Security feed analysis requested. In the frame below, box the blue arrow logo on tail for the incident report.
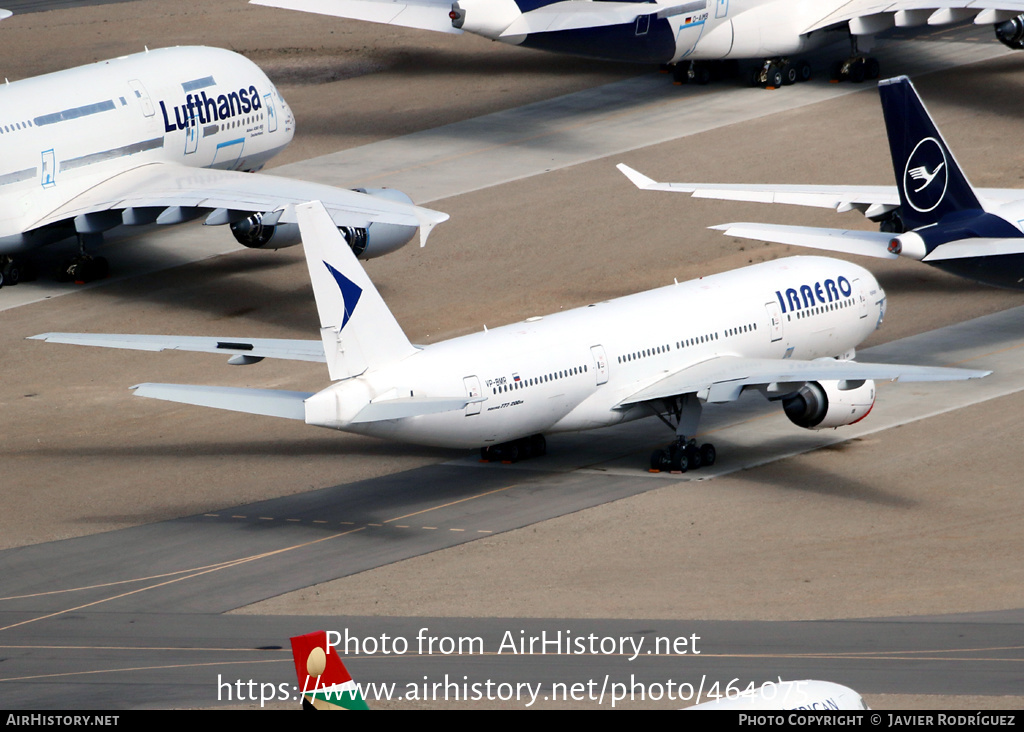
[324,261,363,331]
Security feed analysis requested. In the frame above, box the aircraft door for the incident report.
[183,108,198,155]
[853,279,868,319]
[715,0,728,18]
[764,301,783,342]
[463,376,482,416]
[40,150,56,188]
[127,80,155,118]
[590,345,609,385]
[263,93,278,134]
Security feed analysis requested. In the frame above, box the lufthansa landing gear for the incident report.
[480,434,547,463]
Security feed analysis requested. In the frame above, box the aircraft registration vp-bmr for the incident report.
[0,46,447,287]
[252,0,1024,87]
[33,202,986,471]
[620,75,1024,291]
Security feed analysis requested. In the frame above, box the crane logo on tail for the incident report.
[903,137,948,213]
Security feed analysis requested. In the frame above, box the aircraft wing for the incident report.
[618,164,900,214]
[29,333,326,363]
[0,10,11,21]
[617,355,987,408]
[250,0,462,33]
[26,161,448,246]
[799,1,1024,35]
[710,222,898,259]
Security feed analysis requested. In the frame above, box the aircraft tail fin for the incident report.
[290,631,369,710]
[297,200,417,381]
[878,76,982,230]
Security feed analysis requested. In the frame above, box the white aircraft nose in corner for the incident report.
[688,679,870,710]
[0,45,447,289]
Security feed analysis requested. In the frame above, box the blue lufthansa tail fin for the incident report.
[878,76,982,230]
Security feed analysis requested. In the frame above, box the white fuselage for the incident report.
[0,46,294,253]
[304,256,885,448]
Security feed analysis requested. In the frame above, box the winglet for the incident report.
[290,631,369,710]
[617,163,658,190]
[414,206,449,247]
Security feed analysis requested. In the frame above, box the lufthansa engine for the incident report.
[996,15,1024,49]
[781,379,876,430]
[230,188,419,259]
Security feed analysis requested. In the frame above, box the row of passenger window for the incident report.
[491,364,590,395]
[795,298,855,319]
[618,322,760,366]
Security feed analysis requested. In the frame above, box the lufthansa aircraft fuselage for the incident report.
[0,46,294,254]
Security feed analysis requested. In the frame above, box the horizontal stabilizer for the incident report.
[619,355,989,407]
[250,0,461,33]
[923,238,1024,261]
[351,395,486,423]
[30,333,325,362]
[132,383,312,420]
[711,223,898,260]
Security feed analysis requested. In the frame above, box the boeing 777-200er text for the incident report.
[252,0,1024,87]
[0,46,446,287]
[32,201,986,471]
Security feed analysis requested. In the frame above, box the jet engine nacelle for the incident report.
[230,189,419,259]
[995,15,1024,49]
[782,379,875,430]
[450,0,521,39]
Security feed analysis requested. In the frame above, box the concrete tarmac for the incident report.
[0,0,1023,709]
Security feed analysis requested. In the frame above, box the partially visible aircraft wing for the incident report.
[800,1,1024,35]
[618,355,988,407]
[618,164,900,215]
[29,333,325,363]
[617,164,1024,212]
[250,0,462,33]
[710,222,897,259]
[27,161,449,247]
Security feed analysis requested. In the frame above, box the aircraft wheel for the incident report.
[847,59,866,83]
[650,449,668,471]
[781,62,798,85]
[670,450,689,473]
[763,64,784,88]
[2,262,19,286]
[686,444,703,470]
[700,443,717,467]
[530,434,547,457]
[690,63,711,85]
[796,60,812,82]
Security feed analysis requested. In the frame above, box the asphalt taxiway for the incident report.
[1,0,1023,709]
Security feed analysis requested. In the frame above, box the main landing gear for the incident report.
[54,233,109,284]
[830,55,880,84]
[0,256,37,288]
[480,434,547,463]
[650,437,716,473]
[646,393,716,474]
[751,58,813,88]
